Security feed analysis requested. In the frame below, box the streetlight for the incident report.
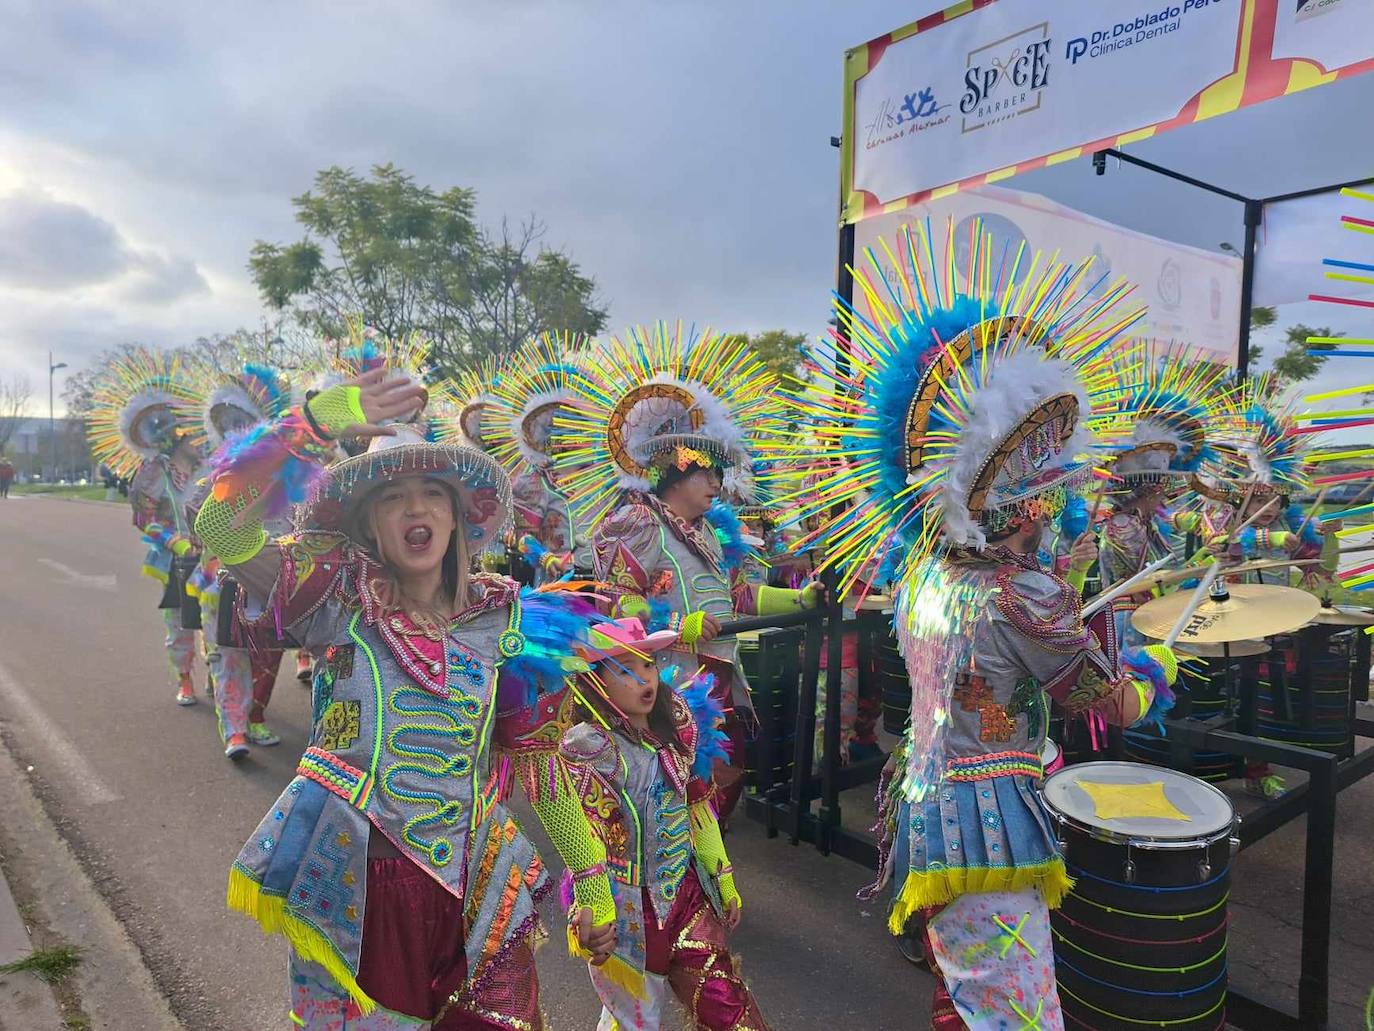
[49,351,67,482]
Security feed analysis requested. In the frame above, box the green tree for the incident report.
[249,164,607,375]
[737,329,807,381]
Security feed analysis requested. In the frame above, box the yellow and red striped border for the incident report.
[840,0,1374,225]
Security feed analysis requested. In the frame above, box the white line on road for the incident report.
[37,557,118,592]
[0,656,120,805]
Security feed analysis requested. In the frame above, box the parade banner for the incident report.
[842,0,1374,224]
[852,185,1244,363]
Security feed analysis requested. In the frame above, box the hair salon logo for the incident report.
[863,86,951,150]
[960,23,1052,134]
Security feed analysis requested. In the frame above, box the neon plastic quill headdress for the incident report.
[486,331,587,473]
[768,219,1144,598]
[551,322,784,524]
[86,347,197,477]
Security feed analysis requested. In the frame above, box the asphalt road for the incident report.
[0,496,931,1030]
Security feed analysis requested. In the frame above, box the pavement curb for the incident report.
[0,731,183,1030]
[0,846,65,1031]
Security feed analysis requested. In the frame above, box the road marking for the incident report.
[0,656,120,805]
[37,558,118,592]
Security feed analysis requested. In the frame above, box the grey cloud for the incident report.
[0,189,208,302]
[123,252,210,303]
[0,191,130,288]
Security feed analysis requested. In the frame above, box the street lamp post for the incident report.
[49,351,67,482]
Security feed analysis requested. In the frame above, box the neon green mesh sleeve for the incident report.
[196,494,270,564]
[305,386,365,438]
[691,800,739,908]
[525,756,616,925]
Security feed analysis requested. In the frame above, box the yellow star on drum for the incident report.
[1076,779,1190,822]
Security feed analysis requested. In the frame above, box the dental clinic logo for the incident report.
[1296,0,1346,20]
[864,86,951,150]
[1065,0,1222,66]
[959,23,1051,134]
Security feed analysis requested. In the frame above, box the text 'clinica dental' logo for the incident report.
[959,22,1051,134]
[1065,0,1224,66]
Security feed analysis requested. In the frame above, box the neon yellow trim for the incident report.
[227,866,375,1014]
[887,858,1073,935]
[141,564,170,583]
[565,924,647,1000]
[756,584,804,616]
[347,611,384,784]
[1057,981,1224,1026]
[289,1011,305,1027]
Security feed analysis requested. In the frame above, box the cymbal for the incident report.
[1175,639,1270,658]
[1144,557,1322,587]
[1132,584,1321,644]
[1309,604,1374,627]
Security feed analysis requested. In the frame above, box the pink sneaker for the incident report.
[224,734,250,760]
[175,679,198,706]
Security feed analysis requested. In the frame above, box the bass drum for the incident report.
[1043,761,1236,1031]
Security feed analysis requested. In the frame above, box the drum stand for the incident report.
[1153,707,1374,1030]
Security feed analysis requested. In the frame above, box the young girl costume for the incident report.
[772,224,1178,1031]
[554,324,820,821]
[195,379,616,1029]
[485,332,594,581]
[86,347,205,704]
[178,359,294,757]
[559,617,767,1030]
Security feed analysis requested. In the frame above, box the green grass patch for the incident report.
[10,484,115,502]
[0,944,82,983]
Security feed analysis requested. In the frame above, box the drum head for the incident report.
[1043,760,1233,844]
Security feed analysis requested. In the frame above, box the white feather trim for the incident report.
[118,386,178,459]
[619,374,747,485]
[933,351,1093,550]
[512,387,573,469]
[1237,439,1272,484]
[203,382,266,448]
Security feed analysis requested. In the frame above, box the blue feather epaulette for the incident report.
[499,586,599,707]
[705,500,750,574]
[680,672,729,782]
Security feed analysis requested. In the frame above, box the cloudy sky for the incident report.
[3,1,1373,412]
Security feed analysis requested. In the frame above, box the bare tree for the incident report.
[0,374,33,456]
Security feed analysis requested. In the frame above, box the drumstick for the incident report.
[1081,554,1176,619]
[1163,562,1222,649]
[1295,487,1329,540]
[1232,496,1280,536]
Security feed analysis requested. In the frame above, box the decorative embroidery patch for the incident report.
[318,700,362,751]
[324,643,354,681]
[953,672,1016,743]
[1004,678,1044,739]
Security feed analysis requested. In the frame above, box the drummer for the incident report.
[1095,379,1219,647]
[772,230,1181,1031]
[1194,382,1342,580]
[1193,385,1348,798]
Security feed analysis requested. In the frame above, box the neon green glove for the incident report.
[304,385,366,439]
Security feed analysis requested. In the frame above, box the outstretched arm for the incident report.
[193,371,424,604]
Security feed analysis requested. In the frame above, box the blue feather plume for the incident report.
[680,672,729,781]
[705,500,749,573]
[499,587,600,707]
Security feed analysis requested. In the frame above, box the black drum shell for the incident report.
[1050,788,1231,1030]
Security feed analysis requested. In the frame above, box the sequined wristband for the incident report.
[571,862,607,882]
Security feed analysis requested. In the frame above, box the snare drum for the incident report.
[1040,738,1063,778]
[1043,761,1236,1031]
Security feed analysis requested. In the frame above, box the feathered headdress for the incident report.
[430,356,504,452]
[552,322,783,524]
[485,331,587,473]
[86,347,197,478]
[1196,374,1313,504]
[1099,346,1225,485]
[178,358,292,453]
[768,221,1143,598]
